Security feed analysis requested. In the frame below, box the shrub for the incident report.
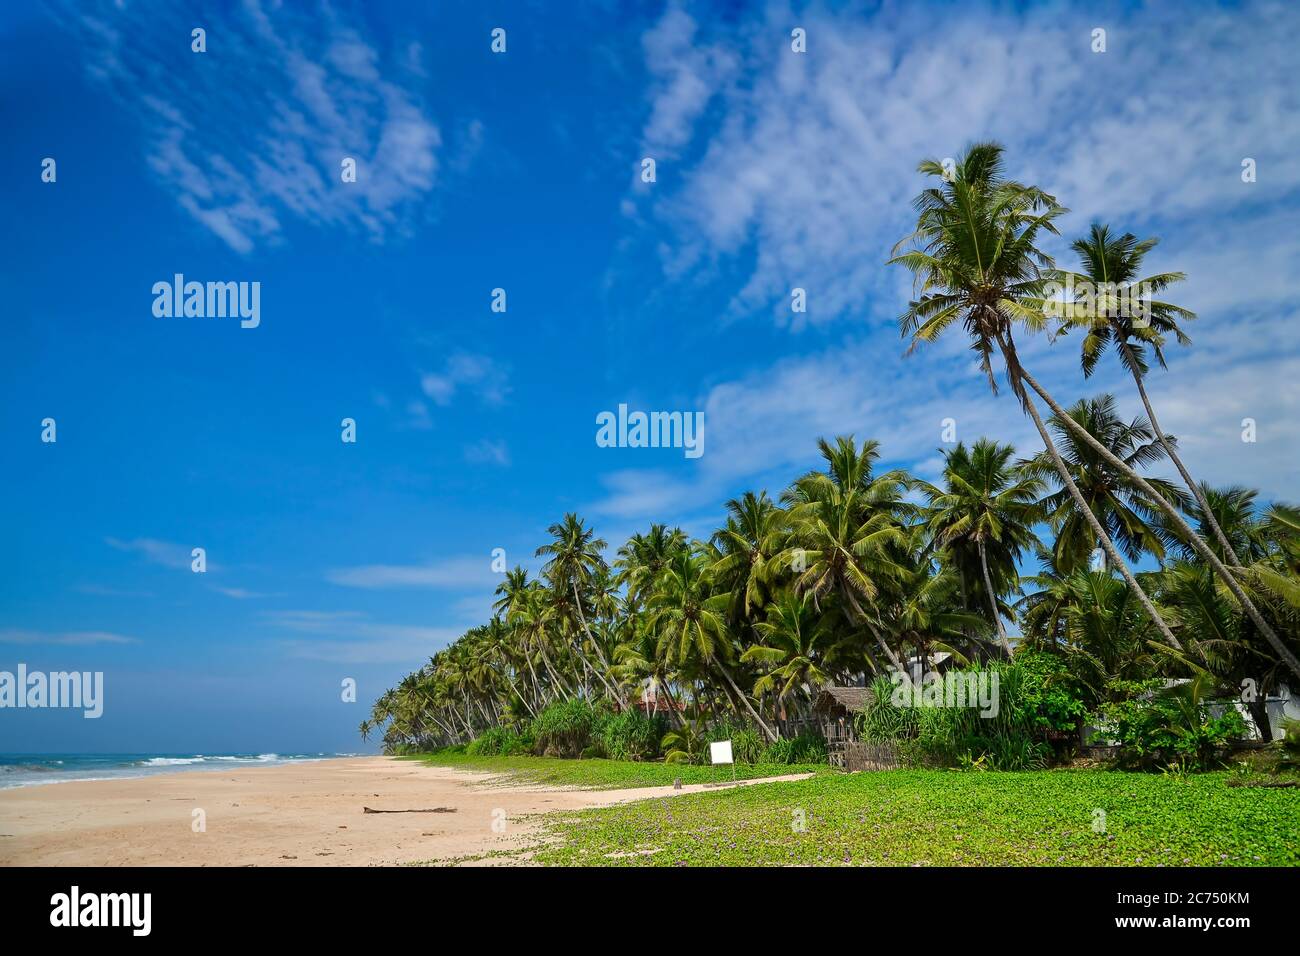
[856,664,1051,770]
[531,699,602,758]
[466,726,531,757]
[1094,679,1248,772]
[661,722,707,764]
[762,730,826,765]
[595,709,666,761]
[1014,648,1090,735]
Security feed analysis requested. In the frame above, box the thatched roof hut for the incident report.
[812,687,874,744]
[813,686,873,717]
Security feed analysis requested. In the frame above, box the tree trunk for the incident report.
[571,583,628,707]
[538,645,575,700]
[1014,356,1300,681]
[978,539,1015,656]
[1246,693,1274,744]
[1121,343,1243,567]
[717,662,778,741]
[995,334,1184,651]
[842,586,908,673]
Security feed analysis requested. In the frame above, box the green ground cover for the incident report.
[417,754,1300,867]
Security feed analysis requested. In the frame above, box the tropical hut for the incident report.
[812,687,873,767]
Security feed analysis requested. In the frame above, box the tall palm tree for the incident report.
[536,514,626,705]
[708,491,788,622]
[743,591,830,725]
[1025,395,1185,573]
[782,486,908,670]
[614,523,688,609]
[920,438,1043,655]
[1053,224,1243,568]
[647,548,776,740]
[889,141,1182,651]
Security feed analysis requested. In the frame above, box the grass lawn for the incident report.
[414,753,1300,866]
[410,749,824,789]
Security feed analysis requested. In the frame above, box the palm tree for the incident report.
[647,548,777,740]
[890,141,1182,652]
[1163,485,1272,566]
[614,523,688,609]
[1053,224,1243,568]
[782,486,908,670]
[743,591,831,726]
[536,514,627,705]
[883,555,986,670]
[1025,395,1185,573]
[1058,569,1164,698]
[708,491,787,622]
[920,438,1043,655]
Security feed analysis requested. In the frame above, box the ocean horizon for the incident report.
[0,752,362,790]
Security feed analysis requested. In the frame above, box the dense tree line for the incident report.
[363,144,1300,756]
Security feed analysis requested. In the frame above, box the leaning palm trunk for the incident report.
[1011,353,1300,681]
[523,653,549,707]
[995,334,1184,651]
[570,583,628,707]
[977,539,1015,656]
[504,670,538,719]
[716,662,777,741]
[538,644,576,700]
[1119,342,1244,567]
[842,586,908,673]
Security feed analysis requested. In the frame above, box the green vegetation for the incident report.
[363,142,1300,787]
[412,749,823,790]
[523,769,1300,867]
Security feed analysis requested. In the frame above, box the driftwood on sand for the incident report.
[362,806,457,813]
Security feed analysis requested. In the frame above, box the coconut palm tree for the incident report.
[889,141,1183,652]
[1025,395,1185,573]
[743,591,831,726]
[614,523,688,610]
[920,438,1043,655]
[708,490,788,622]
[536,514,626,705]
[782,486,909,670]
[647,548,777,740]
[1052,224,1244,568]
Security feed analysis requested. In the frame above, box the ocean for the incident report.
[0,752,355,789]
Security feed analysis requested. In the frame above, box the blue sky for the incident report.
[2,0,1297,754]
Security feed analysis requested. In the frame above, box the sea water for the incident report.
[0,752,352,789]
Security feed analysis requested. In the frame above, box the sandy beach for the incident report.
[0,757,808,866]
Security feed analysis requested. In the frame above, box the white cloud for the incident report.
[464,438,511,467]
[264,610,459,664]
[325,555,498,590]
[210,586,270,600]
[58,0,447,252]
[105,537,197,571]
[587,0,1300,526]
[420,352,511,406]
[0,629,139,646]
[628,1,1300,330]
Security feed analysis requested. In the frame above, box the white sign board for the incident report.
[710,740,734,765]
